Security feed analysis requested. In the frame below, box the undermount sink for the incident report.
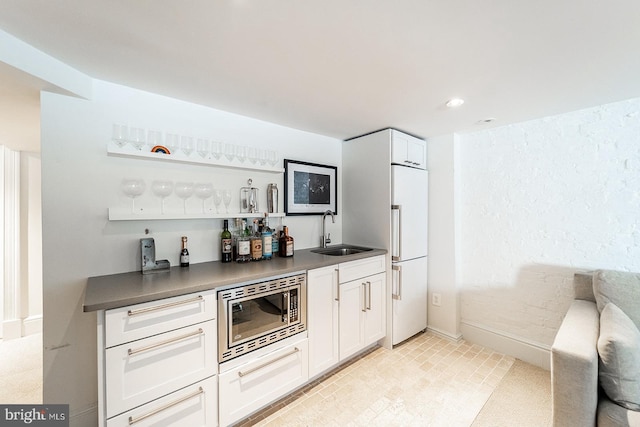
[311,245,374,256]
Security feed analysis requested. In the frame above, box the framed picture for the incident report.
[284,159,337,215]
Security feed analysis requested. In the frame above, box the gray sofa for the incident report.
[552,270,640,426]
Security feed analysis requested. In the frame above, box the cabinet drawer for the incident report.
[106,376,217,427]
[339,255,385,283]
[105,320,216,418]
[218,338,308,427]
[105,290,215,348]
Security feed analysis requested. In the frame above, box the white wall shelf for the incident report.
[108,209,285,221]
[107,144,284,174]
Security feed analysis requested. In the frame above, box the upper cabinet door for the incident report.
[391,130,426,170]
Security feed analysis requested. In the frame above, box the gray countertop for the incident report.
[83,246,387,312]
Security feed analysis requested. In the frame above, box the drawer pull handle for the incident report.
[128,328,204,356]
[238,347,300,378]
[128,386,204,425]
[127,295,204,317]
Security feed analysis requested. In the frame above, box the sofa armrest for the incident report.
[551,299,600,427]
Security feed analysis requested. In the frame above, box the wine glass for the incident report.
[258,149,268,165]
[129,127,146,150]
[235,145,247,163]
[151,180,173,214]
[224,143,235,161]
[247,147,258,164]
[213,189,223,214]
[196,138,210,158]
[211,141,223,159]
[148,130,163,149]
[267,150,278,166]
[194,183,214,213]
[181,136,194,156]
[222,189,232,213]
[112,124,128,148]
[121,179,146,214]
[174,182,194,214]
[165,133,180,155]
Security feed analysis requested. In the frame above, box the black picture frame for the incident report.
[284,159,337,215]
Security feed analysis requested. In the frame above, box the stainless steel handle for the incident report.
[128,328,204,356]
[127,295,204,317]
[392,265,402,300]
[366,281,372,310]
[238,347,300,377]
[334,269,340,301]
[391,204,401,261]
[128,386,204,425]
[361,283,367,312]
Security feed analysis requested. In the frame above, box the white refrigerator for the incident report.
[391,165,428,345]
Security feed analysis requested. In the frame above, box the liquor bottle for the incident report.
[236,219,251,263]
[272,225,280,256]
[262,215,273,260]
[279,226,294,257]
[232,218,242,261]
[250,219,263,261]
[180,236,190,267]
[221,219,232,263]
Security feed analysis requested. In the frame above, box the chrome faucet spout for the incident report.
[322,210,336,248]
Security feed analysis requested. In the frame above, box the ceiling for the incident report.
[1,1,640,151]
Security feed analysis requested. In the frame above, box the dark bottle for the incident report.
[180,236,190,267]
[279,226,294,257]
[221,220,232,263]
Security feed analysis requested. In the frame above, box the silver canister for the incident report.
[267,183,278,213]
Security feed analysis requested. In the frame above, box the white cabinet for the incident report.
[106,376,217,427]
[307,255,386,375]
[98,290,217,427]
[391,129,426,170]
[307,266,339,379]
[339,272,385,360]
[218,338,308,427]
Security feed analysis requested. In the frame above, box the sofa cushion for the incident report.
[597,302,640,411]
[594,270,640,330]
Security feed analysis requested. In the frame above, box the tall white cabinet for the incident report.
[343,128,428,348]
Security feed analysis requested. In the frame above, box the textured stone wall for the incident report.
[457,97,640,347]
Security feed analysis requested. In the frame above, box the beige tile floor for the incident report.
[236,332,515,426]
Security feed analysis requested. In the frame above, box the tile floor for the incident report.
[236,332,515,426]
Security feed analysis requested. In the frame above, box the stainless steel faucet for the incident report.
[322,209,335,248]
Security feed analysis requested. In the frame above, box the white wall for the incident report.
[452,97,640,368]
[40,81,342,425]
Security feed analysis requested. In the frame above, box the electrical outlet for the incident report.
[432,293,442,307]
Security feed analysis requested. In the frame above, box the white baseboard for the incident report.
[23,315,43,336]
[460,320,551,370]
[2,319,22,340]
[427,325,463,343]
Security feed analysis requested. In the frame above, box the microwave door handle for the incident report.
[391,204,401,261]
[282,292,289,324]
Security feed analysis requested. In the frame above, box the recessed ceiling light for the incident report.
[446,98,465,108]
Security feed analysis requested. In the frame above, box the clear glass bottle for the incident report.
[221,219,232,263]
[279,225,294,257]
[236,219,251,263]
[180,236,190,267]
[272,225,280,256]
[250,219,263,261]
[262,215,273,260]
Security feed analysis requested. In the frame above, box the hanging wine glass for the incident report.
[213,189,223,214]
[222,189,232,213]
[121,179,146,214]
[194,183,214,213]
[174,182,194,214]
[112,124,128,148]
[151,180,173,214]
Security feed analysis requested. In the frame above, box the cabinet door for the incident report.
[105,320,216,418]
[338,279,365,361]
[391,130,426,169]
[106,376,217,427]
[363,272,386,346]
[218,338,308,427]
[307,266,339,378]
